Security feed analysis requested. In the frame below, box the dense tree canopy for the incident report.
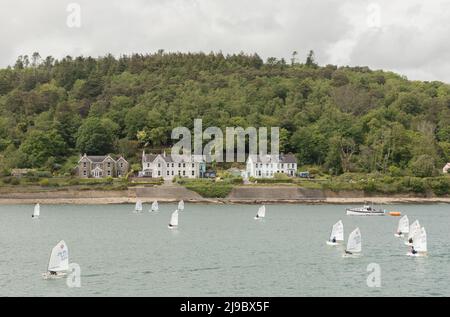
[0,51,449,176]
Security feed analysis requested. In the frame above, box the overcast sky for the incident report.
[1,0,449,82]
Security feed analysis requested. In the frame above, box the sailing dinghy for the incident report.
[32,203,40,219]
[150,200,159,213]
[254,205,266,220]
[395,215,409,237]
[178,200,184,211]
[168,210,179,229]
[405,220,421,246]
[343,228,362,257]
[42,240,69,279]
[134,200,143,213]
[326,220,344,245]
[407,227,427,257]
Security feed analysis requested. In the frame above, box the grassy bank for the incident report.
[1,173,449,198]
[251,174,450,197]
[0,174,163,192]
[175,178,239,198]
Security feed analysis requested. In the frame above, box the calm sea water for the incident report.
[0,203,449,296]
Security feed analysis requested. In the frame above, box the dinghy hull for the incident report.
[42,272,67,280]
[406,252,427,257]
[326,241,339,246]
[342,252,362,258]
[346,209,385,216]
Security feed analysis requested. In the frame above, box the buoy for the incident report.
[389,211,401,216]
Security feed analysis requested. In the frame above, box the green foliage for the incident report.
[39,178,50,186]
[409,155,436,177]
[0,51,449,180]
[429,178,450,196]
[19,130,67,167]
[182,180,233,198]
[76,117,118,154]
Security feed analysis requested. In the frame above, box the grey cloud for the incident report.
[0,0,449,82]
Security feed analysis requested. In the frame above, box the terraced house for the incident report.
[140,151,206,180]
[77,154,129,178]
[246,153,297,178]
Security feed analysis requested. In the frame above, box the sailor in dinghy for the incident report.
[32,203,40,219]
[343,228,362,257]
[405,220,421,246]
[168,210,179,229]
[407,227,427,257]
[254,205,266,220]
[395,215,409,237]
[326,220,344,246]
[150,200,159,213]
[42,240,69,279]
[134,200,143,213]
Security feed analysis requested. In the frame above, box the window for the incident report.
[281,164,284,168]
[120,163,123,168]
[192,163,195,168]
[178,163,181,168]
[83,162,87,167]
[192,171,195,176]
[158,163,161,168]
[172,171,174,175]
[167,163,169,168]
[107,162,111,167]
[172,163,174,167]
[83,170,87,176]
[158,171,161,176]
[183,163,186,168]
[107,170,111,176]
[178,171,181,175]
[147,163,150,168]
[167,171,169,176]
[183,171,186,176]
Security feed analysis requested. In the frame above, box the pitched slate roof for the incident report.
[247,153,297,164]
[79,154,128,163]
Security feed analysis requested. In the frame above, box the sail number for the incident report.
[58,250,68,261]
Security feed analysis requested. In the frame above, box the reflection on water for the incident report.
[0,203,449,296]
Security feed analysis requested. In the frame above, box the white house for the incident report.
[246,154,297,178]
[140,151,206,180]
[443,163,450,174]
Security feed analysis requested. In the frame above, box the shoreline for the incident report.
[0,196,449,205]
[0,186,449,205]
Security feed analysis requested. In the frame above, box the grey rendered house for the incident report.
[77,154,129,178]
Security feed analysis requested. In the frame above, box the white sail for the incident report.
[346,228,362,253]
[47,240,69,272]
[135,200,143,212]
[33,203,40,217]
[169,210,179,227]
[413,227,427,252]
[330,220,344,241]
[151,200,159,212]
[397,215,409,234]
[255,205,266,218]
[408,220,421,241]
[178,200,184,211]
